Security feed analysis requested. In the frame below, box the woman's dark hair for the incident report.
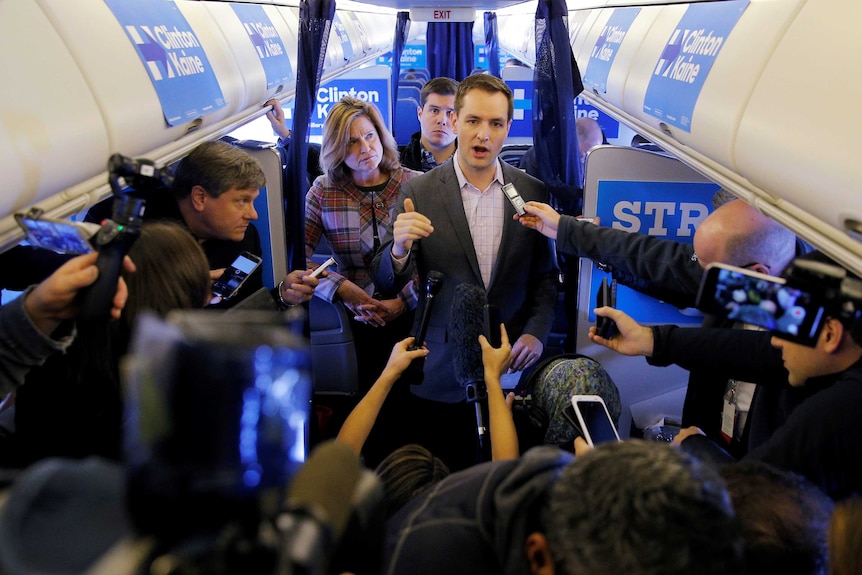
[120,221,211,330]
[374,444,449,518]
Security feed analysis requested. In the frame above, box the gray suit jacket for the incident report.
[373,159,559,402]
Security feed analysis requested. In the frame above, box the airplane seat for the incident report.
[401,68,429,83]
[308,235,357,395]
[397,78,424,93]
[395,98,421,146]
[499,144,533,169]
[396,85,421,104]
[309,296,359,395]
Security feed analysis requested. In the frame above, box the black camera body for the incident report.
[783,257,862,344]
[79,154,171,319]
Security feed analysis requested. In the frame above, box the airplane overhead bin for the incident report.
[498,0,862,277]
[0,0,110,224]
[0,0,396,252]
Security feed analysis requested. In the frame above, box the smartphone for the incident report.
[696,263,827,346]
[571,395,620,447]
[484,304,502,347]
[212,251,263,300]
[502,183,527,216]
[309,256,336,279]
[15,215,94,254]
[595,277,617,339]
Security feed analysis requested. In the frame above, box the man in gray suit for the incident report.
[373,74,558,468]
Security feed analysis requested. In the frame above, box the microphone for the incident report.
[450,283,490,457]
[405,271,444,385]
[280,440,363,573]
[411,270,444,350]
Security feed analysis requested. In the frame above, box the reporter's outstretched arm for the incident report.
[0,252,134,395]
[587,306,655,357]
[480,325,519,460]
[336,337,428,455]
[516,201,562,240]
[24,252,134,335]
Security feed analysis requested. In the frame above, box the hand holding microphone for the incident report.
[403,271,444,385]
[409,270,444,351]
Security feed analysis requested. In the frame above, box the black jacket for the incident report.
[649,325,862,499]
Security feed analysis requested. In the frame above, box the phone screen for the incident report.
[573,398,619,446]
[212,253,261,299]
[19,218,93,254]
[698,264,827,346]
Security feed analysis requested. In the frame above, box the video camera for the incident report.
[696,255,862,347]
[123,311,385,575]
[79,154,172,319]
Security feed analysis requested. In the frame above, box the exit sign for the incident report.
[409,7,476,21]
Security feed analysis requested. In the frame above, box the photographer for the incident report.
[7,223,210,467]
[86,141,266,308]
[0,251,132,395]
[588,254,862,499]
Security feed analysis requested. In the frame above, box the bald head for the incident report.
[693,199,796,274]
[576,117,603,163]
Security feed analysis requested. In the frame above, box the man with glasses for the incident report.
[517,195,803,456]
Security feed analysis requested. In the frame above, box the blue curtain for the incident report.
[286,0,335,271]
[483,12,500,78]
[390,12,411,121]
[531,0,584,215]
[427,22,474,81]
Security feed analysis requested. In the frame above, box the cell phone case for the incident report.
[484,304,502,347]
[595,278,618,339]
[562,404,584,438]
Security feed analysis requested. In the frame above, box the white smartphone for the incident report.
[309,256,336,279]
[502,183,527,216]
[212,251,262,300]
[571,395,620,447]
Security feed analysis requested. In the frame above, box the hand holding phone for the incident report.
[570,395,620,447]
[483,304,503,347]
[309,256,336,279]
[211,251,262,301]
[595,278,618,339]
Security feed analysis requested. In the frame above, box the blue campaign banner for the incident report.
[332,15,354,62]
[589,180,719,324]
[105,0,226,126]
[231,4,293,90]
[583,7,640,94]
[643,0,749,132]
[401,45,427,70]
[310,72,391,141]
[575,96,619,140]
[377,44,427,71]
[506,80,533,138]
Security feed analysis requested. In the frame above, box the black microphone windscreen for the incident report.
[450,283,487,386]
[286,440,362,541]
[426,270,444,295]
